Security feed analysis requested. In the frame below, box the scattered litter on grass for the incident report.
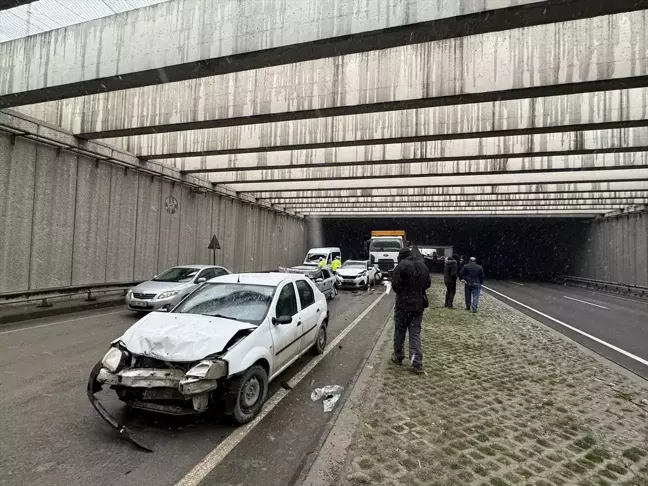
[311,385,344,412]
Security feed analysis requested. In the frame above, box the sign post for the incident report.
[208,235,221,265]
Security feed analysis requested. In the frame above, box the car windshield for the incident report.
[305,253,326,262]
[342,262,366,269]
[369,239,403,252]
[173,283,275,325]
[153,267,200,282]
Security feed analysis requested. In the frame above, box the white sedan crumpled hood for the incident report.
[120,313,256,362]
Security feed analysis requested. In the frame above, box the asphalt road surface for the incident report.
[0,287,394,486]
[483,280,648,379]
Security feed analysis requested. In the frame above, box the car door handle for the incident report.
[316,308,320,313]
[297,321,302,326]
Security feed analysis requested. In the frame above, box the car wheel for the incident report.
[363,279,369,290]
[310,324,327,355]
[228,365,268,424]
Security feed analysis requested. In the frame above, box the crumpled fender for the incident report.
[87,361,153,452]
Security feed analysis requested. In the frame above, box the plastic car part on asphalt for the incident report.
[87,362,153,452]
[310,385,344,412]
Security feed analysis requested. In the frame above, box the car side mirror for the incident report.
[196,277,207,283]
[272,315,293,325]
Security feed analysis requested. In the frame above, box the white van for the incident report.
[303,247,341,268]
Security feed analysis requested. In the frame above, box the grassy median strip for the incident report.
[342,279,648,486]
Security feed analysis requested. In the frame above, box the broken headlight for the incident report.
[101,346,127,373]
[185,359,228,379]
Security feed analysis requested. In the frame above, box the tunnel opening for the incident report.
[317,217,591,280]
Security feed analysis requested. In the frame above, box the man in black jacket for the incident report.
[391,248,431,374]
[443,254,459,308]
[459,257,485,313]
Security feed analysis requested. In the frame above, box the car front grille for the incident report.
[133,292,157,299]
[377,260,395,272]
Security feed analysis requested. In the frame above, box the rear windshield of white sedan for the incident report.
[173,283,275,325]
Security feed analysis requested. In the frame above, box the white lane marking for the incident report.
[0,310,125,335]
[483,286,648,367]
[562,295,609,309]
[507,281,525,287]
[176,292,388,486]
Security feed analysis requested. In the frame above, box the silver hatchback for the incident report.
[125,265,231,313]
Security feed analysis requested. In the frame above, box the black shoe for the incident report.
[391,354,403,365]
[472,310,477,313]
[465,307,471,311]
[409,366,426,375]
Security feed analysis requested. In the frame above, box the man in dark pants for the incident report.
[391,248,431,374]
[443,254,458,308]
[459,257,485,313]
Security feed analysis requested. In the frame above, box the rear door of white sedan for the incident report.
[295,279,323,353]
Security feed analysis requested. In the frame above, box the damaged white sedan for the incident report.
[88,273,329,449]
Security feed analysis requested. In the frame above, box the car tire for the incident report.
[227,365,268,425]
[363,279,369,290]
[310,324,327,355]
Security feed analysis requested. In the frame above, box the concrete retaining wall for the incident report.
[575,211,648,287]
[0,131,307,293]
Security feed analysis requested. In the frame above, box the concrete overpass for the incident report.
[1,0,648,293]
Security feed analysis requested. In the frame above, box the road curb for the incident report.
[295,302,395,486]
[0,298,124,326]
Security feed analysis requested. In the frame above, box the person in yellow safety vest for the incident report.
[318,257,326,269]
[331,256,341,273]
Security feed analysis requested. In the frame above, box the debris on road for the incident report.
[383,281,392,295]
[323,394,341,412]
[311,385,344,412]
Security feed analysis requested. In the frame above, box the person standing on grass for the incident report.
[391,247,431,374]
[459,257,485,313]
[443,254,459,308]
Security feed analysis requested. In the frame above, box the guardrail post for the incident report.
[38,298,52,308]
[86,291,97,302]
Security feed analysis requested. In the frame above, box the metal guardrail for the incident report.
[0,281,143,308]
[557,276,648,299]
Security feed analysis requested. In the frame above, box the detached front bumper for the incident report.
[87,363,221,450]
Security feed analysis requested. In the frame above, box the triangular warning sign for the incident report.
[208,235,221,250]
